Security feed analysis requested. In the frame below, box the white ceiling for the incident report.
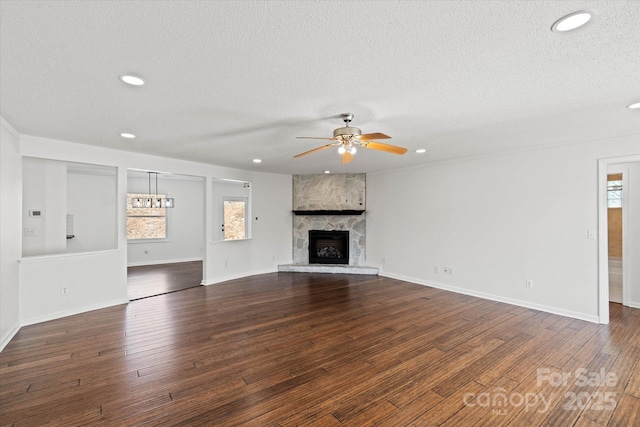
[1,1,639,175]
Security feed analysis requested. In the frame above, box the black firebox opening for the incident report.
[308,230,349,265]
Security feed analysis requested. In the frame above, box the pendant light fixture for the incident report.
[131,172,175,209]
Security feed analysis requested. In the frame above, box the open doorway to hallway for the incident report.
[599,157,640,324]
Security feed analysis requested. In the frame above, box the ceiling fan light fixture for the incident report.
[119,74,146,86]
[338,146,346,154]
[551,10,593,32]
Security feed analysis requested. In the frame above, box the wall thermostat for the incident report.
[29,210,44,217]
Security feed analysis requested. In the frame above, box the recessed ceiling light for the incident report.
[119,74,145,86]
[120,133,136,139]
[416,148,426,154]
[551,11,593,33]
[626,102,640,109]
[253,159,262,163]
[324,170,331,174]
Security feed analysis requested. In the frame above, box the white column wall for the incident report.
[0,118,22,350]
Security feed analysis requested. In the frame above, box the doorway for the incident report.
[598,156,640,324]
[126,170,206,300]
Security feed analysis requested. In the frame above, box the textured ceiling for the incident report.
[1,0,639,175]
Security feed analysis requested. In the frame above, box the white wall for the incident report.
[627,162,640,307]
[67,168,118,253]
[13,131,292,327]
[0,118,22,350]
[127,174,205,266]
[367,134,640,323]
[623,162,640,308]
[250,172,293,272]
[21,158,67,256]
[207,173,292,283]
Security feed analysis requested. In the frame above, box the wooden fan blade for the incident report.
[362,141,408,155]
[294,143,336,158]
[342,151,354,164]
[360,132,391,140]
[296,136,335,140]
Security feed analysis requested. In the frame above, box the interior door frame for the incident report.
[598,154,640,324]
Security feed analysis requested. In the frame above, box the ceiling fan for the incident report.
[294,113,408,164]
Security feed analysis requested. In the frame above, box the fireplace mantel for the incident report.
[293,210,364,216]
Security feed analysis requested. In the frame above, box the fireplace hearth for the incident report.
[309,230,349,265]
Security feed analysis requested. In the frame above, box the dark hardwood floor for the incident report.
[1,273,639,426]
[127,260,203,300]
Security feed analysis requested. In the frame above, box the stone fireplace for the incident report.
[291,173,366,266]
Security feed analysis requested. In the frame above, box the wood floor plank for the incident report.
[579,344,640,425]
[439,376,520,427]
[606,393,640,427]
[539,352,615,426]
[1,272,639,426]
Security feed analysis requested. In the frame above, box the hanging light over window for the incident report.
[131,172,175,208]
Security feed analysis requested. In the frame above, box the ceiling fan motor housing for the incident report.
[333,126,361,139]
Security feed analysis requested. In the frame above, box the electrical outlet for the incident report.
[381,257,386,264]
[24,227,37,237]
[448,268,454,276]
[525,280,533,289]
[224,260,228,267]
[61,287,68,295]
[434,266,440,274]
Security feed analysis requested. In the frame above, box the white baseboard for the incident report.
[127,257,203,267]
[628,301,640,310]
[380,271,600,324]
[0,322,21,353]
[20,298,129,327]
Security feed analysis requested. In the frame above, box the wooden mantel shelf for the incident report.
[292,210,365,216]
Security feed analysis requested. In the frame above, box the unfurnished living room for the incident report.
[1,1,639,426]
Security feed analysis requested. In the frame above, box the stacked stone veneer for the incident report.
[293,174,366,266]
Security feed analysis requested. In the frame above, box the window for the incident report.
[222,197,247,240]
[607,180,622,208]
[127,193,168,240]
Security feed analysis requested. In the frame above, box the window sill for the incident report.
[127,238,170,244]
[212,238,253,243]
